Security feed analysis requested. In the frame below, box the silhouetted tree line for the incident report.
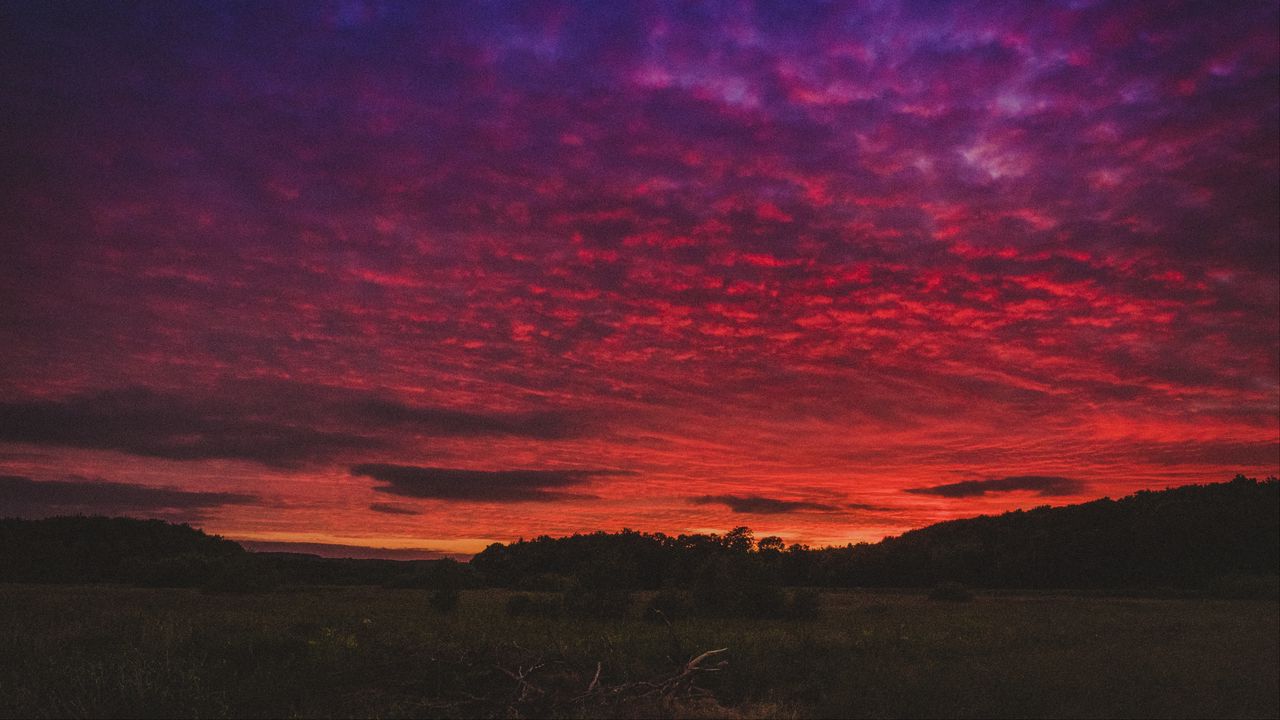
[2,477,1276,596]
[0,516,243,585]
[834,474,1279,589]
[471,475,1279,592]
[0,516,467,591]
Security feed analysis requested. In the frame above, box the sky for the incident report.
[1,0,1277,558]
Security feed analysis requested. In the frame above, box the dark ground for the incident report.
[0,585,1275,718]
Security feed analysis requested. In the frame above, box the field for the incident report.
[0,585,1276,719]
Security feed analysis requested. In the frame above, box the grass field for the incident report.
[0,585,1275,718]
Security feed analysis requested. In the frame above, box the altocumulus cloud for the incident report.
[352,463,629,502]
[0,475,257,519]
[904,475,1086,498]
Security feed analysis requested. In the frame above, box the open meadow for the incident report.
[0,585,1275,719]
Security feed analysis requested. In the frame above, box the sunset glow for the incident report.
[1,1,1277,556]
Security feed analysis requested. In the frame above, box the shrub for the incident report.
[644,588,693,622]
[691,579,787,618]
[689,558,791,618]
[428,587,459,612]
[787,588,822,619]
[690,576,733,616]
[927,581,973,602]
[505,593,560,618]
[734,582,789,618]
[563,583,632,619]
[689,558,743,616]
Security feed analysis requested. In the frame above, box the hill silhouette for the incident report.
[814,474,1279,589]
[472,475,1279,592]
[2,476,1276,592]
[0,515,243,585]
[0,516,467,589]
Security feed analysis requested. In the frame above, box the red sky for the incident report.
[1,1,1277,557]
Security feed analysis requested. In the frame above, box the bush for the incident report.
[689,558,742,616]
[644,588,693,622]
[787,588,822,619]
[691,579,788,618]
[563,582,632,619]
[428,587,459,612]
[690,575,733,616]
[505,593,560,618]
[689,558,792,618]
[734,582,789,618]
[927,581,973,602]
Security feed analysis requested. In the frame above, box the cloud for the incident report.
[352,463,625,502]
[0,385,587,468]
[0,389,380,468]
[0,451,51,462]
[689,494,842,514]
[368,502,421,515]
[351,400,583,440]
[0,474,257,520]
[846,503,898,512]
[904,476,1087,498]
[0,0,1274,543]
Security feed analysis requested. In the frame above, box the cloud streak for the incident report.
[0,475,257,520]
[0,389,378,468]
[368,502,421,516]
[352,463,628,502]
[689,494,843,514]
[905,476,1087,498]
[0,385,587,468]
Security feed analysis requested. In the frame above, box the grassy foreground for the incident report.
[0,585,1275,718]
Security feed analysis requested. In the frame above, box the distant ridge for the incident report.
[236,540,463,561]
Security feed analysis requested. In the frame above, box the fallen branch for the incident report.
[586,661,602,693]
[497,661,546,701]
